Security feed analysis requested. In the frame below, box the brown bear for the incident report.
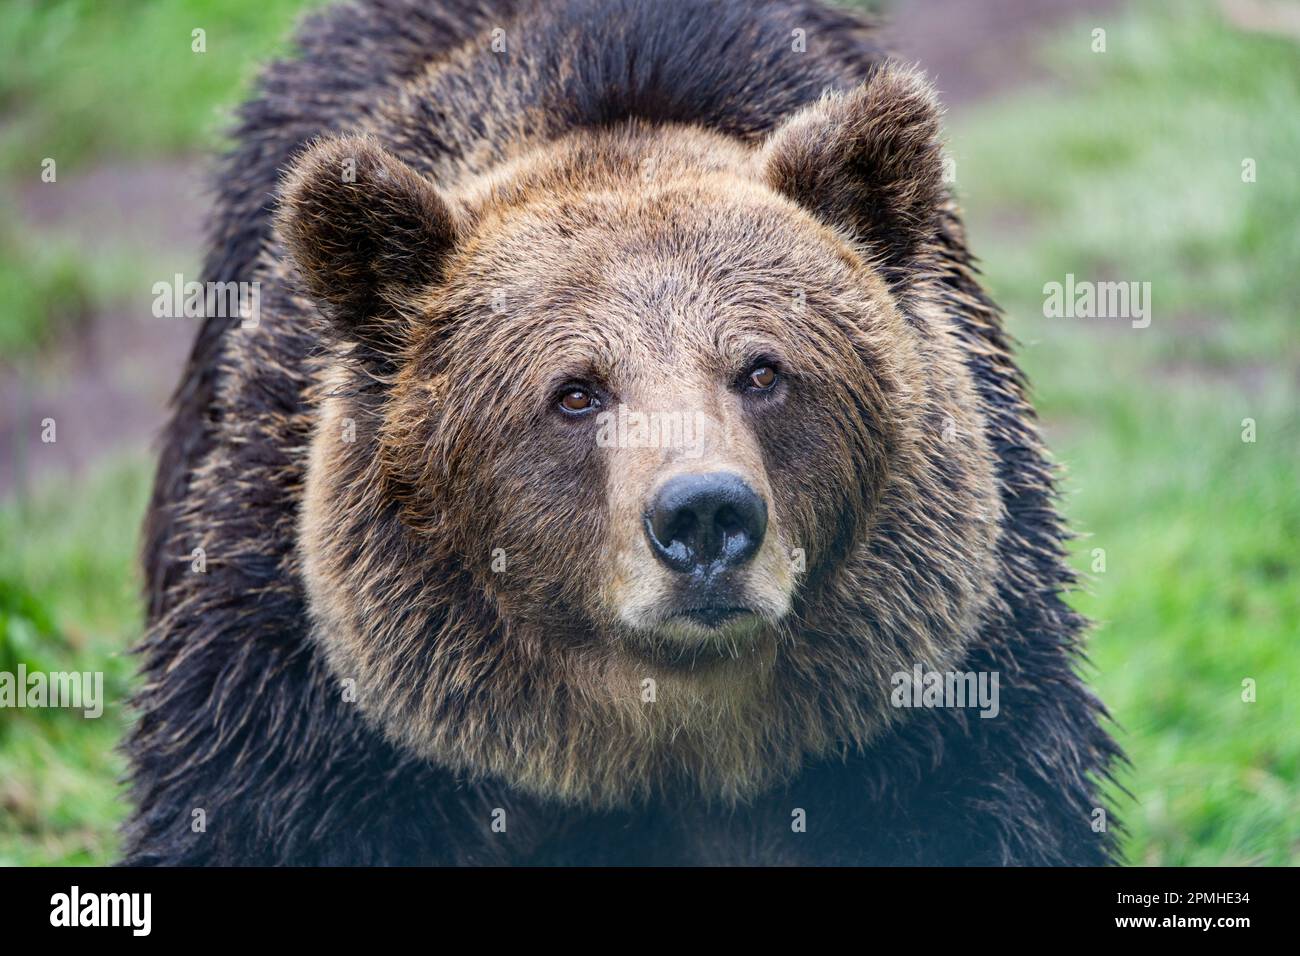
[126,0,1122,865]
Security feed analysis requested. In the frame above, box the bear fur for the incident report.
[125,0,1123,865]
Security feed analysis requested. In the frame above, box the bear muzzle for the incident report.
[638,471,778,635]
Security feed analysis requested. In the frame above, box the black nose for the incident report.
[645,472,767,575]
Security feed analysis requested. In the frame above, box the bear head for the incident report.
[278,63,1003,807]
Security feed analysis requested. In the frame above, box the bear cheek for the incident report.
[749,400,858,576]
[475,438,613,625]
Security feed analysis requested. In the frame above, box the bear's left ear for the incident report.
[276,134,463,356]
[759,63,945,283]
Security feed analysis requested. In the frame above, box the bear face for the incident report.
[399,147,897,655]
[281,65,1003,807]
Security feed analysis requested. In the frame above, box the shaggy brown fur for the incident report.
[126,0,1121,865]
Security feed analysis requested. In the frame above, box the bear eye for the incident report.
[745,364,778,391]
[558,387,600,415]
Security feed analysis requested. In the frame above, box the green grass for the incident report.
[0,0,327,356]
[0,225,148,356]
[0,459,151,865]
[949,1,1300,864]
[1,0,1296,866]
[0,0,329,858]
[0,0,326,175]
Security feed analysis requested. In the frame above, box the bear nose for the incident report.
[645,472,767,575]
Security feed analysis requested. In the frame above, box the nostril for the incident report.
[665,510,697,546]
[645,472,768,574]
[715,505,742,536]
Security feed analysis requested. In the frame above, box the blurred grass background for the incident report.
[1,0,1296,865]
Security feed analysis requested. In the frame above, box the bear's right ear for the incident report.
[276,134,462,353]
[758,63,945,286]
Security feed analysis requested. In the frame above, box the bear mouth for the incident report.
[620,603,767,672]
[675,605,755,629]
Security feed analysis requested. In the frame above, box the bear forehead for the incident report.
[463,175,861,275]
[433,226,873,390]
[439,184,875,339]
[398,129,898,390]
